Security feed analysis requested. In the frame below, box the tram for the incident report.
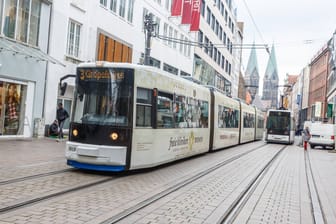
[265,109,295,144]
[65,62,264,171]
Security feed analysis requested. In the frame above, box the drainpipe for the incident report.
[42,2,53,119]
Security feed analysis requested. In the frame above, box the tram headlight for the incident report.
[72,129,79,137]
[110,132,118,141]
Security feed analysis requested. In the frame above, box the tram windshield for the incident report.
[73,67,134,126]
[266,111,291,134]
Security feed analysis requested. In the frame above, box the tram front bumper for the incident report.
[65,141,127,166]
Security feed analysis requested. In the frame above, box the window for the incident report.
[163,63,178,75]
[165,0,171,11]
[244,112,255,128]
[217,52,221,65]
[119,0,125,17]
[157,93,209,129]
[213,47,217,62]
[183,37,188,55]
[173,30,177,49]
[211,14,215,30]
[198,30,203,48]
[206,7,211,24]
[3,0,41,46]
[17,0,30,43]
[136,88,152,127]
[179,34,184,53]
[163,23,168,45]
[218,105,239,128]
[97,33,132,63]
[157,92,174,128]
[127,0,134,22]
[201,0,205,17]
[110,0,117,12]
[168,26,173,47]
[149,57,161,68]
[66,20,81,58]
[219,26,222,40]
[154,16,160,35]
[100,0,107,7]
[221,55,225,69]
[204,36,209,54]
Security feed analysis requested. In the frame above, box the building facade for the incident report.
[194,0,238,97]
[44,0,196,130]
[0,0,62,138]
[308,44,329,122]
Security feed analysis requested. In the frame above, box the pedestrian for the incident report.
[302,126,311,150]
[56,103,69,139]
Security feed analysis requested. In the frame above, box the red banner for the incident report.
[181,0,192,24]
[171,0,183,16]
[190,0,201,31]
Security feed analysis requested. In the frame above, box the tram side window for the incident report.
[157,92,174,128]
[243,112,255,128]
[174,95,209,128]
[258,118,264,128]
[136,88,152,127]
[218,105,239,128]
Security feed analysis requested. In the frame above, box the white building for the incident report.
[194,0,238,97]
[45,0,196,131]
[0,0,63,138]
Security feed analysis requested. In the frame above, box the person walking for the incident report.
[56,103,69,139]
[302,126,311,150]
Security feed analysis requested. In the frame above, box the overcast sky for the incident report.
[235,0,336,88]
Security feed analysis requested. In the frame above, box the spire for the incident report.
[264,44,278,80]
[244,42,260,101]
[246,42,259,77]
[262,44,279,109]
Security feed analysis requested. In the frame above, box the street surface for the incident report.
[0,137,335,224]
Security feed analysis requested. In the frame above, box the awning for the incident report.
[0,36,65,66]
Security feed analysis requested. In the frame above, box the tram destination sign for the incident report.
[77,68,125,82]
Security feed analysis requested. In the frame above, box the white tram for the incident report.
[265,109,295,144]
[65,62,264,171]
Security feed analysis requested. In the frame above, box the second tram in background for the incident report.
[265,109,295,144]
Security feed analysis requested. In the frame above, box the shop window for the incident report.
[0,82,27,135]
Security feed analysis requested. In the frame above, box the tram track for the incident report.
[0,143,268,218]
[99,143,269,224]
[0,175,118,214]
[0,168,75,185]
[218,145,287,224]
[305,150,327,224]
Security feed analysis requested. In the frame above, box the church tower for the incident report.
[262,44,279,109]
[244,43,259,101]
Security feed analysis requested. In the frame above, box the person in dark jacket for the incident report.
[56,103,69,139]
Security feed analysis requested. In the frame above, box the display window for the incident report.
[0,81,27,135]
